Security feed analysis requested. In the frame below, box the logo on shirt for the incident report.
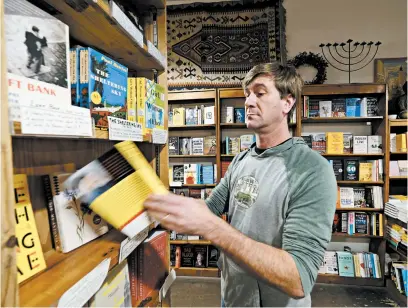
[233,175,259,209]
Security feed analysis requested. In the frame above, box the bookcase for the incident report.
[1,0,170,307]
[168,84,391,287]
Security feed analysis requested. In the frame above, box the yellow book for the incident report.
[14,174,46,283]
[127,77,137,122]
[63,141,168,238]
[379,214,383,237]
[172,107,185,126]
[136,78,155,136]
[396,133,407,152]
[326,132,344,154]
[359,162,373,181]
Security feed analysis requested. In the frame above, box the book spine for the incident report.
[137,245,144,299]
[136,78,146,135]
[127,78,137,122]
[79,48,90,109]
[128,252,138,306]
[41,175,61,251]
[70,48,79,106]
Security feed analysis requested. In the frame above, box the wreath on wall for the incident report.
[288,52,328,84]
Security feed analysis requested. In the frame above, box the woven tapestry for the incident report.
[167,0,286,90]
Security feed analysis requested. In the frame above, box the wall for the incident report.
[285,0,407,84]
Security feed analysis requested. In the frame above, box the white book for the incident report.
[353,136,368,154]
[204,106,215,124]
[325,251,339,274]
[360,98,368,117]
[340,187,354,208]
[390,133,397,152]
[368,136,382,154]
[53,193,109,253]
[226,106,234,123]
[319,101,332,117]
[191,137,204,155]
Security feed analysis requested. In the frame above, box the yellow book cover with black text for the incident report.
[359,163,373,181]
[326,132,344,154]
[63,141,167,238]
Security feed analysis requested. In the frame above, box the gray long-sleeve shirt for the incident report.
[205,137,337,307]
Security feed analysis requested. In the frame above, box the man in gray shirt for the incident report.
[144,62,337,307]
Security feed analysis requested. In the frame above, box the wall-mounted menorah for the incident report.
[319,39,381,83]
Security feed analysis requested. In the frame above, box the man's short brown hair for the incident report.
[242,62,304,123]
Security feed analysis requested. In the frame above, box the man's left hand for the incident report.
[143,193,218,238]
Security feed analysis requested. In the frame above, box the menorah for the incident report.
[319,39,381,83]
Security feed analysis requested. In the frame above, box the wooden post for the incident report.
[0,0,18,305]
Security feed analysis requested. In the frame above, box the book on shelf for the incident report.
[5,0,71,123]
[390,160,408,176]
[127,77,137,122]
[333,211,383,236]
[75,47,128,127]
[63,141,168,238]
[42,172,109,253]
[13,174,46,283]
[390,261,408,295]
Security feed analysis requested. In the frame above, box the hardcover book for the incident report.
[127,77,137,121]
[368,136,382,154]
[194,246,208,268]
[203,136,216,155]
[326,132,344,154]
[337,251,355,277]
[353,136,368,154]
[332,98,346,117]
[63,141,168,238]
[319,101,332,117]
[344,159,359,181]
[5,0,71,122]
[181,245,195,267]
[168,136,179,155]
[207,245,219,268]
[78,47,128,128]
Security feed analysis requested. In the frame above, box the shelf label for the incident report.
[20,102,92,136]
[57,258,111,307]
[108,116,143,142]
[118,226,149,263]
[152,128,168,144]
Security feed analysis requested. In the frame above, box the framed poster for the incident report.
[374,57,407,100]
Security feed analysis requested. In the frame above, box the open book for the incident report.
[63,141,167,238]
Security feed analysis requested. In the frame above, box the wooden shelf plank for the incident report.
[171,266,220,277]
[331,233,383,239]
[219,88,244,99]
[336,180,385,185]
[169,155,216,158]
[42,0,164,71]
[317,274,384,287]
[170,240,212,245]
[390,120,408,127]
[168,90,216,101]
[390,151,407,154]
[323,153,384,157]
[19,230,126,307]
[302,83,386,96]
[389,176,408,180]
[170,184,216,188]
[221,154,236,157]
[302,116,383,123]
[336,208,383,212]
[169,124,216,130]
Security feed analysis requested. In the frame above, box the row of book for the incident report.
[170,244,219,269]
[329,159,383,182]
[171,188,214,199]
[303,97,378,118]
[223,135,255,155]
[319,250,382,278]
[71,46,165,135]
[169,106,216,126]
[336,186,383,209]
[390,133,407,152]
[390,262,408,296]
[168,136,216,156]
[169,164,217,186]
[303,133,382,155]
[389,160,408,177]
[221,106,246,124]
[333,212,384,236]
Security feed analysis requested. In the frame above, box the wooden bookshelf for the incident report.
[171,266,220,278]
[322,153,385,157]
[169,155,216,158]
[169,124,216,130]
[170,184,217,188]
[389,119,408,127]
[302,116,383,123]
[337,181,385,185]
[170,240,212,245]
[389,176,408,180]
[332,233,383,239]
[220,123,247,128]
[335,208,383,212]
[317,274,384,287]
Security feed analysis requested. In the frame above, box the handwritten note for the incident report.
[108,116,143,141]
[58,258,111,307]
[20,102,92,136]
[118,226,149,263]
[153,128,168,144]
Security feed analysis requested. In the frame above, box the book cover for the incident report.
[319,101,332,117]
[204,106,215,125]
[353,188,366,207]
[185,108,196,125]
[337,251,355,277]
[136,78,153,135]
[145,83,165,133]
[194,246,208,268]
[331,159,343,181]
[332,98,346,117]
[359,162,373,181]
[184,164,197,185]
[181,245,195,267]
[168,136,179,155]
[240,134,255,151]
[308,100,320,117]
[172,165,184,183]
[355,213,368,234]
[79,47,128,127]
[234,108,245,123]
[203,136,216,155]
[344,159,359,181]
[63,141,168,238]
[346,98,361,117]
[326,132,344,154]
[191,138,204,155]
[172,107,185,126]
[343,133,353,153]
[208,245,219,268]
[5,0,71,122]
[311,133,326,154]
[339,187,354,208]
[179,137,191,155]
[353,136,368,154]
[368,136,382,154]
[89,260,131,307]
[70,48,80,106]
[226,106,234,123]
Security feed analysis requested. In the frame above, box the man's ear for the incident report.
[283,94,296,114]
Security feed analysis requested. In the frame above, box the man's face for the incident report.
[244,75,293,132]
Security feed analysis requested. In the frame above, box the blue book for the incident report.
[70,48,80,107]
[234,108,245,123]
[202,165,214,184]
[78,47,128,128]
[337,251,355,277]
[346,98,361,117]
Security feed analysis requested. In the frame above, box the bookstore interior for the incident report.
[0,0,407,307]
